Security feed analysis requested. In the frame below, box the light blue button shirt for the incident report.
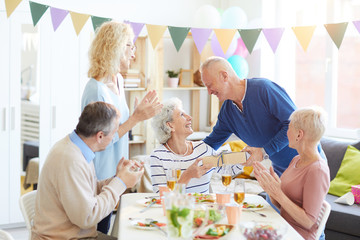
[81,76,129,180]
[69,131,126,188]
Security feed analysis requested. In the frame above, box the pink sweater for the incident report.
[32,136,126,239]
[280,156,330,240]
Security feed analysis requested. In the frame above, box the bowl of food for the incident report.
[193,204,225,227]
[238,221,287,240]
[194,224,234,239]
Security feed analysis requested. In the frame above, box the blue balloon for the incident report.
[227,55,249,79]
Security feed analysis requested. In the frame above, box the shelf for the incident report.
[163,87,206,91]
[124,88,146,92]
[129,139,146,144]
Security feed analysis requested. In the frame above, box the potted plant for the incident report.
[166,70,180,88]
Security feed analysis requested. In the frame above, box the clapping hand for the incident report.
[253,162,281,198]
[115,157,144,188]
[132,90,162,121]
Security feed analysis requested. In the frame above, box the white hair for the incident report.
[290,106,328,142]
[151,98,183,144]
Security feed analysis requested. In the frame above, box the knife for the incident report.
[139,200,156,213]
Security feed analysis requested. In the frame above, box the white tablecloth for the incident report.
[114,193,304,240]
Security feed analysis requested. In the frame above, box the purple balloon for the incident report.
[211,34,237,58]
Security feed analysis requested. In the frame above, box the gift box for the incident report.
[202,151,247,168]
[351,185,360,204]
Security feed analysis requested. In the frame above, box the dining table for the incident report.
[112,192,304,240]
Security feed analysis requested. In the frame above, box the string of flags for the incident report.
[4,0,360,55]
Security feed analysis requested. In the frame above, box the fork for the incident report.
[145,218,167,236]
[250,210,267,217]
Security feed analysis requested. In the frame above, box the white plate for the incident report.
[242,202,266,211]
[136,198,162,208]
[129,218,166,231]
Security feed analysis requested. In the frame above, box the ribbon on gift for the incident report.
[202,151,247,168]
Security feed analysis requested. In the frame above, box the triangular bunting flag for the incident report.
[126,21,145,43]
[324,22,348,49]
[292,26,316,52]
[70,12,90,36]
[353,21,360,35]
[146,24,167,49]
[5,0,22,18]
[191,28,212,54]
[168,26,190,52]
[91,16,112,32]
[29,1,49,27]
[213,29,237,54]
[262,28,285,54]
[50,7,68,32]
[238,29,262,54]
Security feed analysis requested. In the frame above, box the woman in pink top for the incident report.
[254,106,330,240]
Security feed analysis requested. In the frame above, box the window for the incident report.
[271,0,360,139]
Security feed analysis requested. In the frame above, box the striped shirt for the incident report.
[149,141,242,194]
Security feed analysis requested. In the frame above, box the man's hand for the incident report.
[115,157,144,188]
[253,162,281,199]
[241,146,263,167]
[132,90,163,122]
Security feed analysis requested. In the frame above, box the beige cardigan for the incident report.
[32,135,126,239]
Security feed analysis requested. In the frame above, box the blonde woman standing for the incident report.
[81,21,162,233]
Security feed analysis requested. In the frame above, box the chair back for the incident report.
[19,190,37,239]
[0,230,15,240]
[315,200,331,240]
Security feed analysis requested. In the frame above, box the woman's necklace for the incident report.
[165,141,189,157]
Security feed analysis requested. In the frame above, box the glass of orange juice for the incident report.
[234,179,245,205]
[166,169,177,191]
[221,164,232,192]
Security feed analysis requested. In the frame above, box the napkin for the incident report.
[334,192,355,205]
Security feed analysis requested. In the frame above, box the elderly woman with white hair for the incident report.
[253,106,330,240]
[150,98,242,194]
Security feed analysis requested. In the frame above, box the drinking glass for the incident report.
[234,179,245,205]
[221,164,232,192]
[166,169,177,191]
[165,193,195,239]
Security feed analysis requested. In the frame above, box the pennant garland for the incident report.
[262,28,285,53]
[353,21,360,35]
[238,29,262,54]
[213,29,237,54]
[50,7,68,32]
[191,28,212,54]
[5,0,22,18]
[168,26,190,52]
[70,11,90,36]
[146,24,167,49]
[91,16,112,32]
[126,21,145,43]
[324,22,348,49]
[3,0,360,55]
[292,26,316,52]
[29,1,49,26]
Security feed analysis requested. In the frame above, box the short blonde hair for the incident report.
[88,21,134,80]
[151,98,183,144]
[290,106,327,142]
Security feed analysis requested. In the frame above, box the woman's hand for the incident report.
[178,158,212,184]
[132,90,163,122]
[253,162,282,200]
